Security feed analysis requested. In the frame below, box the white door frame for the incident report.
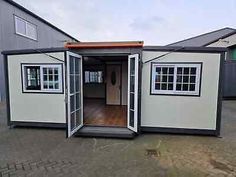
[127,54,139,132]
[66,51,83,138]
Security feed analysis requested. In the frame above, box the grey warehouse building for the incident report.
[0,0,78,101]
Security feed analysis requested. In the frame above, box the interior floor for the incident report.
[84,99,127,127]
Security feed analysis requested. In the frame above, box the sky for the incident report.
[14,0,236,45]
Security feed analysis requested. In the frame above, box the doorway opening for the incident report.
[83,55,128,127]
[66,51,139,138]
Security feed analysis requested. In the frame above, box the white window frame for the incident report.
[151,63,202,96]
[14,15,37,40]
[40,65,63,92]
[84,70,103,83]
[22,64,63,93]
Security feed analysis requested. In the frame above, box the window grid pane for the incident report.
[26,22,37,40]
[176,67,197,92]
[16,17,26,35]
[154,66,175,91]
[42,67,60,91]
[85,71,103,83]
[25,66,40,90]
[152,64,200,95]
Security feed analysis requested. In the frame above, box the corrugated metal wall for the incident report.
[0,0,76,101]
[223,62,236,98]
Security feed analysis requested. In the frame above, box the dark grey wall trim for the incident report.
[4,55,11,126]
[141,126,217,136]
[64,52,69,138]
[223,97,236,100]
[10,121,66,129]
[3,0,78,42]
[2,48,67,55]
[228,44,236,49]
[143,46,227,53]
[215,53,225,136]
[138,53,142,133]
[70,47,143,56]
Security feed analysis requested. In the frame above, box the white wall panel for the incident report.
[8,52,66,123]
[141,51,221,130]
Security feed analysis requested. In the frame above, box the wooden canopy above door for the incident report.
[64,41,144,49]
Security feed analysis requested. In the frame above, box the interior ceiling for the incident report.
[84,56,128,64]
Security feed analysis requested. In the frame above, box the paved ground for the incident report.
[0,101,236,177]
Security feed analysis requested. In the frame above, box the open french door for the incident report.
[66,51,83,138]
[127,54,139,133]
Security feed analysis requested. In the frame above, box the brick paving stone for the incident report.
[6,164,15,170]
[22,164,31,171]
[0,101,236,177]
[1,174,9,177]
[28,163,37,170]
[0,167,9,173]
[0,171,8,176]
[0,165,7,169]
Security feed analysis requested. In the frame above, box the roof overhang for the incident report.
[64,41,144,49]
[143,46,227,53]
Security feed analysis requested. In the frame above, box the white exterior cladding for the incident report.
[141,51,221,130]
[4,46,224,136]
[7,52,66,123]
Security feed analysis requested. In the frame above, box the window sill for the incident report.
[15,32,38,42]
[22,91,64,94]
[150,92,200,97]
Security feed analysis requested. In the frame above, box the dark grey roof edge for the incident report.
[167,27,236,47]
[4,0,79,42]
[143,46,227,53]
[203,30,236,46]
[1,47,68,55]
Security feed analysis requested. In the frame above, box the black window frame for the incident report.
[25,66,41,90]
[21,63,64,94]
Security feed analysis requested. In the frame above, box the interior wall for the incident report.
[83,64,105,99]
[83,56,128,105]
[84,84,105,98]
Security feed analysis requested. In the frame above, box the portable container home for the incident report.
[2,42,225,138]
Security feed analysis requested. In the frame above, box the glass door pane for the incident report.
[127,54,139,132]
[67,52,83,138]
